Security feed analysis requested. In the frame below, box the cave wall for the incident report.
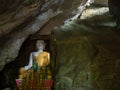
[0,0,120,89]
[53,4,120,90]
[0,0,94,89]
[108,0,120,28]
[0,0,92,72]
[94,0,108,6]
[0,37,36,89]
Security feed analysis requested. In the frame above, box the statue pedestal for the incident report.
[43,79,53,90]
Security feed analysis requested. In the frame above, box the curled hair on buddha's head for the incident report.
[36,40,46,50]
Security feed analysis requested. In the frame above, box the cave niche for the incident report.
[0,34,56,90]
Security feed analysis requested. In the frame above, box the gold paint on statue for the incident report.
[36,52,50,67]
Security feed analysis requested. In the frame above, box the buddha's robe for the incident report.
[36,51,50,67]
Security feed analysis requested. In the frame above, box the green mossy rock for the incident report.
[52,7,120,90]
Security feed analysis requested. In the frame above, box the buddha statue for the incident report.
[24,40,50,71]
[17,40,51,89]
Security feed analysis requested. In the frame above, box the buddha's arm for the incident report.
[24,53,33,70]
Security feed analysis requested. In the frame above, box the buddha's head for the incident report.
[36,40,46,50]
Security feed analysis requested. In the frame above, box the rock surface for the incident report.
[108,0,120,28]
[0,0,120,90]
[0,0,92,71]
[94,0,108,6]
[53,5,120,90]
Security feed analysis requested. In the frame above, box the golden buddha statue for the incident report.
[24,40,50,71]
[16,40,52,90]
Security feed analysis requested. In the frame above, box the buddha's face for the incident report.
[36,40,45,50]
